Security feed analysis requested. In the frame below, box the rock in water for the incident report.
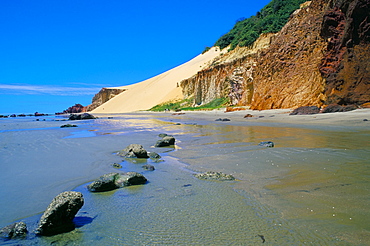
[87,173,120,192]
[155,136,176,147]
[87,172,147,192]
[35,191,84,236]
[0,222,27,239]
[258,141,275,147]
[68,113,96,120]
[194,171,235,181]
[118,144,149,158]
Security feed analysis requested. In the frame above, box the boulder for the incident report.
[290,106,320,115]
[321,104,357,113]
[258,141,274,147]
[118,144,149,158]
[148,152,161,159]
[0,222,27,239]
[115,172,147,187]
[215,118,231,121]
[155,136,176,147]
[87,172,147,192]
[87,173,120,192]
[68,113,96,120]
[194,171,235,181]
[35,191,84,236]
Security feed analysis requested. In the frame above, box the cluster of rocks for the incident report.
[0,112,49,118]
[68,113,96,120]
[87,172,147,192]
[290,104,358,115]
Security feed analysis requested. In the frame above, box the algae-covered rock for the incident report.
[87,172,147,192]
[155,136,175,147]
[118,144,149,158]
[0,222,27,239]
[35,191,84,236]
[194,171,235,181]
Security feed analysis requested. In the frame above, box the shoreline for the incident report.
[92,108,370,129]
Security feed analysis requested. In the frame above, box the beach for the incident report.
[0,109,369,245]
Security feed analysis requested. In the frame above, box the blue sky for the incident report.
[0,0,271,114]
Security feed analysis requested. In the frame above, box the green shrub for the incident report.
[214,0,306,50]
[149,97,229,112]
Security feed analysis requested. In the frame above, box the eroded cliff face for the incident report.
[87,88,125,111]
[180,0,369,110]
[319,0,370,105]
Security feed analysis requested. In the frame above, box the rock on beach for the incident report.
[35,191,84,236]
[118,144,149,158]
[155,136,176,147]
[87,172,147,192]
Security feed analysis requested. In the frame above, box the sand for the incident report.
[92,47,223,113]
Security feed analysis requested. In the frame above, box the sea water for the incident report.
[0,113,369,245]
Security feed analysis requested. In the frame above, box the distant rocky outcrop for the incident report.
[180,0,369,110]
[87,87,126,111]
[57,104,87,115]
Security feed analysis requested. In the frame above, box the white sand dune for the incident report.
[92,47,222,113]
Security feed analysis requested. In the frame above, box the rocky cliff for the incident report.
[180,0,370,109]
[87,87,126,111]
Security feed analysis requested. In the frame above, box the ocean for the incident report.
[0,112,369,245]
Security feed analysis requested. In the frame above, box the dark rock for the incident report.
[155,136,176,147]
[118,144,149,158]
[321,104,358,113]
[244,114,254,118]
[148,152,161,159]
[68,113,96,120]
[112,163,122,169]
[290,106,320,115]
[321,104,344,113]
[60,124,77,128]
[215,118,231,121]
[87,173,120,192]
[35,191,84,236]
[259,141,274,147]
[34,112,46,117]
[194,171,235,181]
[142,164,155,171]
[0,222,27,239]
[363,119,368,121]
[114,172,147,187]
[87,172,147,192]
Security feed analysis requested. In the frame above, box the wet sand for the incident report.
[0,110,369,245]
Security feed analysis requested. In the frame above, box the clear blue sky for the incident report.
[0,0,271,114]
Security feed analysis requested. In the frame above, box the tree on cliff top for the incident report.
[214,0,307,50]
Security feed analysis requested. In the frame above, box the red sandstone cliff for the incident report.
[180,0,370,110]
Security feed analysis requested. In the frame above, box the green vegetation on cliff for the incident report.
[150,97,229,112]
[214,0,307,50]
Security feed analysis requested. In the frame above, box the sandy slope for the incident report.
[92,47,222,113]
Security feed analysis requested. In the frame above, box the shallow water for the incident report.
[0,113,369,245]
